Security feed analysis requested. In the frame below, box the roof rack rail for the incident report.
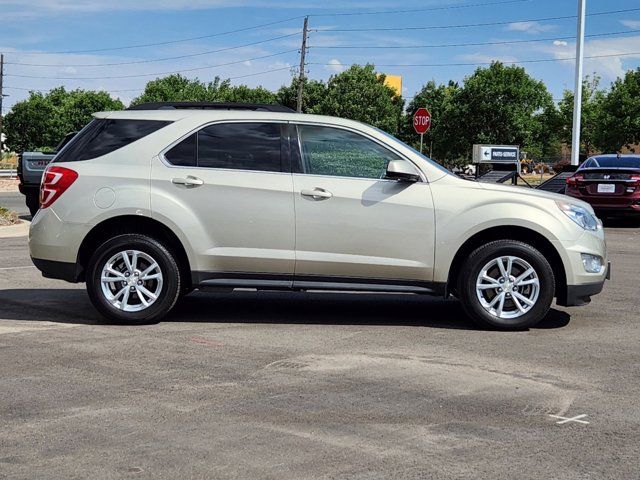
[127,102,294,113]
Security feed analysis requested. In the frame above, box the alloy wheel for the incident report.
[100,250,164,312]
[475,255,540,319]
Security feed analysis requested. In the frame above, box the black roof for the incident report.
[128,102,294,113]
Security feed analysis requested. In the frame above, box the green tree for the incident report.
[277,77,327,113]
[131,74,278,106]
[400,80,460,161]
[4,87,124,152]
[558,75,606,157]
[318,64,404,135]
[597,68,640,152]
[446,62,556,161]
[131,74,211,104]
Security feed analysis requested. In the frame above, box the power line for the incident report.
[13,15,305,55]
[309,50,640,68]
[309,29,640,50]
[318,7,640,33]
[6,33,302,68]
[6,50,298,80]
[3,66,295,98]
[311,0,530,17]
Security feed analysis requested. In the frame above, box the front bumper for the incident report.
[557,261,610,307]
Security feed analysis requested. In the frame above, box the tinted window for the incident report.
[589,156,640,168]
[165,133,197,167]
[54,119,170,163]
[297,125,401,179]
[197,123,282,172]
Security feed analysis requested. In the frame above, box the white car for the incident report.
[29,102,609,329]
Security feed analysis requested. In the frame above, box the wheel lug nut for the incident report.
[138,281,142,285]
[125,272,130,277]
[130,286,135,291]
[498,288,503,292]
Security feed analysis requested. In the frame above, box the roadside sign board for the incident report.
[413,108,431,134]
[473,145,520,164]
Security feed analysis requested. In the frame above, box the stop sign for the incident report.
[413,108,431,134]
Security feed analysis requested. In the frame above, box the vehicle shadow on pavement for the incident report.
[0,288,570,331]
[601,216,640,228]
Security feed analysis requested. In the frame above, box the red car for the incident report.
[566,154,640,216]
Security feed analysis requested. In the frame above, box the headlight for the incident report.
[556,201,599,231]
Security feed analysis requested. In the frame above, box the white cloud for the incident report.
[506,21,556,34]
[541,35,640,80]
[621,20,640,29]
[553,40,568,47]
[326,58,345,73]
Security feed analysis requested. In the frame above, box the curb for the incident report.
[0,220,30,238]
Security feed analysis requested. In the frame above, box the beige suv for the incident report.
[29,102,609,329]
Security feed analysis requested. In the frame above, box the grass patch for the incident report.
[0,154,18,169]
[0,206,20,226]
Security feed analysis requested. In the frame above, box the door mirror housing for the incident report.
[386,160,421,182]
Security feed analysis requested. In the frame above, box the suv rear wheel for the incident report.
[86,234,181,324]
[457,240,555,330]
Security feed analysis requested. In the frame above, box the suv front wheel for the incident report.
[457,240,555,330]
[86,234,181,324]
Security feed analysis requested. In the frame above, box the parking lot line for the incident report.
[549,414,590,425]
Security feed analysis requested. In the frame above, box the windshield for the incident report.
[584,156,640,169]
[370,127,455,177]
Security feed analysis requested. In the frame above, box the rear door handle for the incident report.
[301,188,333,200]
[172,176,204,187]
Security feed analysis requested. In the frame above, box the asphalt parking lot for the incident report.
[1,213,639,479]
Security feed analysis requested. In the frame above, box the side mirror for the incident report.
[386,160,421,182]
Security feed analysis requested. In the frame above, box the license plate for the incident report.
[597,184,616,193]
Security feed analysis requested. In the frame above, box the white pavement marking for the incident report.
[549,414,590,425]
[0,265,35,271]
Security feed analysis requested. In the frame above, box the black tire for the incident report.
[457,240,555,330]
[26,193,39,217]
[86,234,181,324]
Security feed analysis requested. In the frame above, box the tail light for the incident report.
[631,174,640,186]
[566,173,584,186]
[40,166,78,209]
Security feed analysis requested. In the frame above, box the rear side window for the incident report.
[164,122,283,172]
[54,119,170,163]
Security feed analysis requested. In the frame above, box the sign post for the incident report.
[413,108,431,154]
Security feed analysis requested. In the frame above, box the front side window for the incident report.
[296,125,401,179]
[164,122,283,172]
[54,119,170,163]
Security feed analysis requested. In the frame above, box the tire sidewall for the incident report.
[459,241,555,329]
[86,234,181,324]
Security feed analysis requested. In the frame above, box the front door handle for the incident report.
[172,176,204,187]
[301,187,333,200]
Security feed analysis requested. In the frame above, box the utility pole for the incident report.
[570,0,586,167]
[296,16,309,113]
[0,54,4,152]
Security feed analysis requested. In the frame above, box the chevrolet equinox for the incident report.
[29,102,609,329]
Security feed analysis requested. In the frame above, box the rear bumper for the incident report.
[557,262,610,307]
[18,183,39,196]
[31,257,81,283]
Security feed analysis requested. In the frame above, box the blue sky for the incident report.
[1,0,639,110]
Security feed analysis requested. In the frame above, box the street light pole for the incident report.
[570,0,586,167]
